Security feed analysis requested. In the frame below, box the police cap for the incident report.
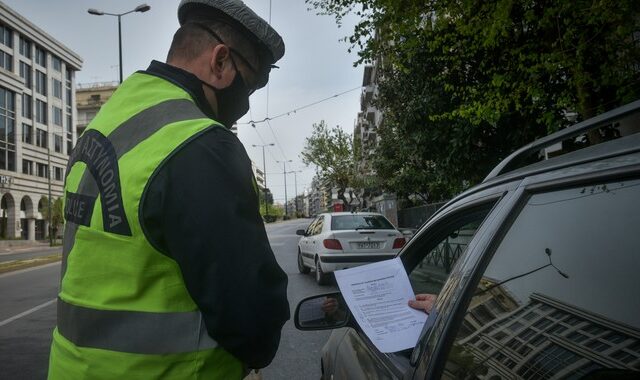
[178,0,285,65]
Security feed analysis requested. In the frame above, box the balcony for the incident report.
[363,85,374,105]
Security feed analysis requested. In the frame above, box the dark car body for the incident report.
[296,101,640,379]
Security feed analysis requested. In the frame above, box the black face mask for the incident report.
[201,69,250,127]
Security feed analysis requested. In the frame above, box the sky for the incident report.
[3,0,364,205]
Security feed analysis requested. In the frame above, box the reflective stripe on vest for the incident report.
[57,298,218,354]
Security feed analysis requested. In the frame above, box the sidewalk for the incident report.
[0,241,60,255]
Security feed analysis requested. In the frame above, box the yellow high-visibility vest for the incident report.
[48,72,243,379]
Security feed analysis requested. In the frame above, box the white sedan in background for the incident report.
[296,212,406,285]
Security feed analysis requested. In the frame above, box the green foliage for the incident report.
[40,197,64,227]
[308,0,640,200]
[41,197,64,242]
[265,203,285,220]
[301,121,359,208]
[260,202,283,218]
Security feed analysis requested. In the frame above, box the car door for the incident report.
[301,217,320,264]
[418,172,640,379]
[328,182,520,380]
[301,217,318,253]
[309,215,325,258]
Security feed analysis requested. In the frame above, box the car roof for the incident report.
[485,99,640,183]
[319,212,386,217]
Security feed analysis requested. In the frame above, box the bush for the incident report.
[263,215,277,223]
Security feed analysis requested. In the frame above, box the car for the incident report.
[294,100,640,379]
[296,212,406,285]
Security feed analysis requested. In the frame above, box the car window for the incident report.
[408,209,493,296]
[313,216,325,235]
[331,214,395,230]
[306,217,319,235]
[440,179,640,379]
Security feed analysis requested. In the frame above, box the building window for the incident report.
[19,62,32,88]
[53,79,62,99]
[0,24,12,47]
[22,159,33,175]
[0,51,12,72]
[54,134,62,153]
[0,87,16,170]
[36,71,47,95]
[53,106,62,126]
[65,69,73,141]
[35,100,47,124]
[35,46,46,67]
[22,93,32,118]
[36,162,48,178]
[54,166,63,181]
[19,36,31,58]
[36,128,47,148]
[36,128,48,148]
[52,56,62,71]
[22,123,32,144]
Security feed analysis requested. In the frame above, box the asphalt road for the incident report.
[0,218,336,379]
[261,219,338,380]
[0,263,59,379]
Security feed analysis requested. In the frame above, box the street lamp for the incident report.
[252,143,274,219]
[277,160,292,218]
[88,4,151,83]
[288,170,303,217]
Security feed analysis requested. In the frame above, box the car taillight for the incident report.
[323,239,343,250]
[393,238,406,249]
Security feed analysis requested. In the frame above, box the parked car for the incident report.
[296,212,406,285]
[295,101,640,379]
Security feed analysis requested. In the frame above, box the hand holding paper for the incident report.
[334,258,428,353]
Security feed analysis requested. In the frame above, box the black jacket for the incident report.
[139,61,289,368]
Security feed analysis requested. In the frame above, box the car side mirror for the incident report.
[296,229,307,236]
[295,293,350,330]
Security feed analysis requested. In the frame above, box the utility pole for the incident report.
[277,160,292,218]
[252,143,274,219]
[292,170,302,217]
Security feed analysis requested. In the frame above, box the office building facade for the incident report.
[0,1,82,240]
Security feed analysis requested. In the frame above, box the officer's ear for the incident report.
[208,44,235,89]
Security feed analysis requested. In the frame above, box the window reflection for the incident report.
[442,179,640,379]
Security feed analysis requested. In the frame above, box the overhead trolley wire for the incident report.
[238,85,363,126]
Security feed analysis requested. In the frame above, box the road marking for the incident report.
[0,298,56,327]
[0,261,60,279]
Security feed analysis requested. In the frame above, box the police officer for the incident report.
[48,1,289,378]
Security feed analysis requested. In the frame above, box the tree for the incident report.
[308,0,640,200]
[301,121,360,210]
[41,197,64,243]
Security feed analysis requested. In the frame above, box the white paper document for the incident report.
[334,258,428,353]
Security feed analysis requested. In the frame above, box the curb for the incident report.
[0,245,61,255]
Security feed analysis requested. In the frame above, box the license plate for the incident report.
[357,241,380,249]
